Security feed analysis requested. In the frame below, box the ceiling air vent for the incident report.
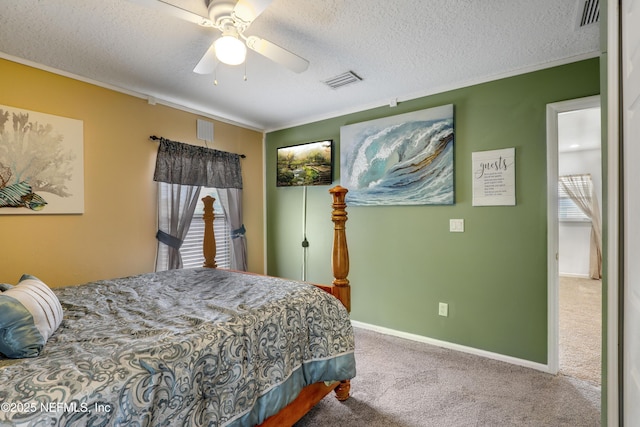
[323,71,362,89]
[577,0,599,27]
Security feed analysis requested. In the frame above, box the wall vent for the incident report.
[197,119,214,142]
[577,0,599,27]
[323,71,362,89]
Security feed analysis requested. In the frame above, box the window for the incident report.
[558,174,591,222]
[181,188,231,269]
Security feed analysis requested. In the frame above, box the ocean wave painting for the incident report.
[340,104,454,206]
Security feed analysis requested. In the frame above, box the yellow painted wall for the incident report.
[0,59,264,287]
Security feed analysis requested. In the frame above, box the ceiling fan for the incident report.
[129,0,309,74]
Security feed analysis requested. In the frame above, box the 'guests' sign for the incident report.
[472,148,516,206]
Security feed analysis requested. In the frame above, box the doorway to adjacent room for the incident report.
[546,95,602,388]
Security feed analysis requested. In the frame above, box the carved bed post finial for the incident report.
[329,185,350,312]
[202,195,217,268]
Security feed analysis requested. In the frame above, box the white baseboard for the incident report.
[559,273,591,278]
[351,320,552,374]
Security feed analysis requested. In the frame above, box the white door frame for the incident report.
[545,95,601,376]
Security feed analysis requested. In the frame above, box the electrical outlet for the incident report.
[439,302,449,317]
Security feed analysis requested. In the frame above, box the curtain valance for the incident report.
[153,138,243,189]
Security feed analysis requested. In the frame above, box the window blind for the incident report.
[181,213,231,269]
[558,174,591,222]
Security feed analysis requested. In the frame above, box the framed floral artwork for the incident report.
[0,104,84,214]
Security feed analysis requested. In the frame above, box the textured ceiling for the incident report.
[0,0,600,131]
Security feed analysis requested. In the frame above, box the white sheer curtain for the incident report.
[217,187,247,271]
[559,174,602,279]
[155,183,201,271]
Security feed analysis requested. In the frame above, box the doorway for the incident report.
[546,95,602,388]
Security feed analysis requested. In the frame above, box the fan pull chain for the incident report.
[211,63,249,86]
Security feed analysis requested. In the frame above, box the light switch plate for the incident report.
[439,302,449,317]
[449,219,464,232]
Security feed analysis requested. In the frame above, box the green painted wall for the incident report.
[265,58,600,364]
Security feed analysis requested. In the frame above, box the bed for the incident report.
[0,186,354,426]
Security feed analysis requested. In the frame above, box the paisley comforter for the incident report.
[0,268,356,426]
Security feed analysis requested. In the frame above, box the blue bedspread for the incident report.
[0,268,356,426]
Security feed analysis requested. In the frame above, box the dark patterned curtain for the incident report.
[153,138,243,271]
[154,138,243,189]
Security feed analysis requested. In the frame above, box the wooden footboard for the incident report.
[259,381,350,427]
[201,185,351,311]
[201,186,351,426]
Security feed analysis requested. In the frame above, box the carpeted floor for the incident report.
[295,327,601,427]
[559,276,602,386]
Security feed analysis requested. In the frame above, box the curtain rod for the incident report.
[149,135,246,158]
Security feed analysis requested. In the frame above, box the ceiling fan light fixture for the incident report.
[214,34,247,65]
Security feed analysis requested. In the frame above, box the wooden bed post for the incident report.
[202,195,217,268]
[329,185,350,313]
[329,186,351,402]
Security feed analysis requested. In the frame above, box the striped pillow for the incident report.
[0,275,63,358]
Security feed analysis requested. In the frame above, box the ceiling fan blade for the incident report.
[246,36,309,73]
[127,0,213,27]
[233,0,273,25]
[193,42,218,74]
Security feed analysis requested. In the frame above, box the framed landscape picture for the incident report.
[276,140,333,187]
